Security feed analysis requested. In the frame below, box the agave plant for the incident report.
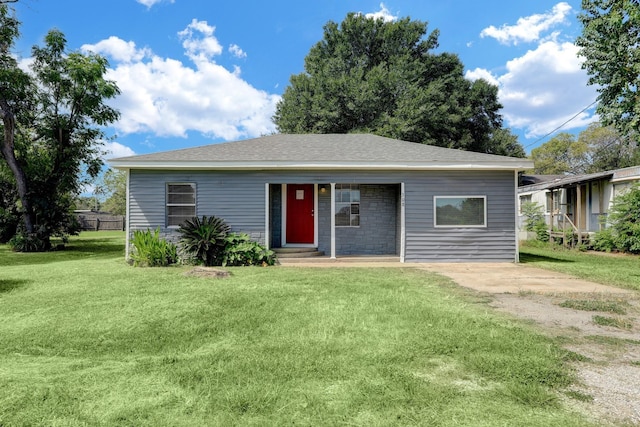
[178,215,231,266]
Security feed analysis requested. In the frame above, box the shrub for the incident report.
[130,228,177,267]
[8,230,50,252]
[594,184,640,254]
[222,233,277,266]
[592,227,616,252]
[521,201,548,242]
[178,215,231,266]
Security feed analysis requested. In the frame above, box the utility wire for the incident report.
[524,99,598,149]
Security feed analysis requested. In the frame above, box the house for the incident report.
[518,166,640,242]
[109,134,532,262]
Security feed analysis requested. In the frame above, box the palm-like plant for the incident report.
[178,215,231,266]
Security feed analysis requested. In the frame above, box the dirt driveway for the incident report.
[421,263,639,426]
[280,259,639,424]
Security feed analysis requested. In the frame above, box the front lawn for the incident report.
[520,241,640,291]
[0,232,589,426]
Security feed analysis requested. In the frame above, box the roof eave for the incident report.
[109,160,534,171]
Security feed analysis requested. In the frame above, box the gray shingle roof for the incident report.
[110,134,532,169]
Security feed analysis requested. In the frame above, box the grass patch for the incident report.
[520,242,640,291]
[592,315,634,330]
[0,232,591,426]
[559,299,629,314]
[564,390,594,403]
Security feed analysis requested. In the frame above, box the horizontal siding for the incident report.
[128,169,517,262]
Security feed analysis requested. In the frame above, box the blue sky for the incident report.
[12,0,598,159]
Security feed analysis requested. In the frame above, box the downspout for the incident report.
[514,170,520,263]
[125,168,131,261]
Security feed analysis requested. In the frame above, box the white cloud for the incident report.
[83,21,280,142]
[467,40,598,138]
[229,44,247,59]
[136,0,174,8]
[480,2,572,45]
[104,141,136,159]
[364,3,398,23]
[465,68,499,86]
[178,19,223,62]
[82,36,150,63]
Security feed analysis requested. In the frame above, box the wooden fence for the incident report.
[76,214,125,231]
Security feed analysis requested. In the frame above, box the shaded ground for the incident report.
[422,263,639,426]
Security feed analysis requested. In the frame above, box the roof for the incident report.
[518,166,640,193]
[109,133,533,171]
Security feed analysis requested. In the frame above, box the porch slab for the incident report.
[277,256,401,267]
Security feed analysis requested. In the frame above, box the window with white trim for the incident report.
[335,184,360,227]
[434,196,486,227]
[166,183,196,227]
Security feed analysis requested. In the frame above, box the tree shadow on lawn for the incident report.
[0,237,124,267]
[0,279,30,294]
[519,252,575,264]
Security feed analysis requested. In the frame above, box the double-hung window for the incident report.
[166,183,196,227]
[434,196,486,227]
[335,184,360,227]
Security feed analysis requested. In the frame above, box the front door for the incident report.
[286,184,314,244]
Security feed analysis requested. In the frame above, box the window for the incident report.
[335,184,360,227]
[434,196,486,227]
[166,183,196,226]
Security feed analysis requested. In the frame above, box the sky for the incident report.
[11,0,599,160]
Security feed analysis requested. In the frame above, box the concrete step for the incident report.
[273,248,325,258]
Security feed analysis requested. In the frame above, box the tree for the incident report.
[0,4,120,250]
[593,184,640,253]
[576,0,640,142]
[578,123,639,172]
[273,13,525,157]
[99,168,126,215]
[530,133,589,175]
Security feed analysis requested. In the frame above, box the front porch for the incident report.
[266,182,404,261]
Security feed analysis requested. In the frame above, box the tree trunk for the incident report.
[0,99,35,234]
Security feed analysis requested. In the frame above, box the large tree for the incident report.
[576,0,640,142]
[530,133,589,175]
[0,5,120,249]
[274,13,525,157]
[578,122,639,172]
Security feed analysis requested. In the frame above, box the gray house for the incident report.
[109,134,532,262]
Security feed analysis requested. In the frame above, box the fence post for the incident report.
[95,218,100,231]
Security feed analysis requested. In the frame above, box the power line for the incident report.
[524,99,599,149]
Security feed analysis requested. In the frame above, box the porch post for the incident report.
[330,182,336,259]
[576,185,582,245]
[264,183,270,249]
[400,182,406,263]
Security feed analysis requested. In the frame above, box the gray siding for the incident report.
[128,169,517,262]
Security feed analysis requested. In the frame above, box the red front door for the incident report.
[286,184,314,244]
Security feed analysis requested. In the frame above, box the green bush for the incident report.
[594,184,640,254]
[8,230,50,252]
[222,233,277,266]
[178,215,231,266]
[130,228,178,267]
[592,227,616,252]
[521,201,549,242]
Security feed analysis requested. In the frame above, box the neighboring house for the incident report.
[518,166,640,240]
[109,134,532,262]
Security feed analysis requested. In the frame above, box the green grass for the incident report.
[559,299,629,314]
[520,241,640,291]
[592,315,634,330]
[0,232,590,426]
